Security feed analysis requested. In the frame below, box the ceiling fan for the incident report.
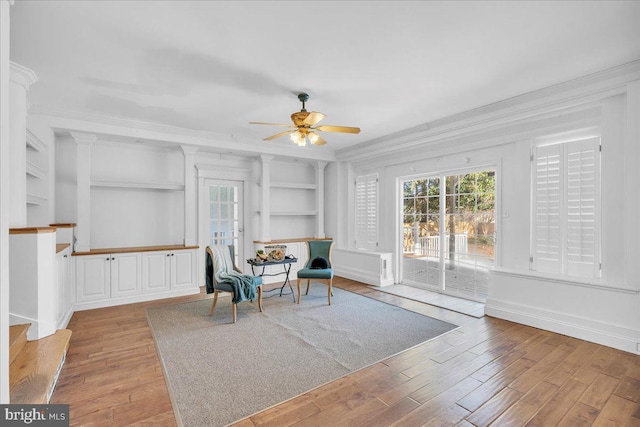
[250,93,360,146]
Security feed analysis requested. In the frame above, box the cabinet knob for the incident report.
[63,255,68,258]
[167,254,170,257]
[171,254,174,256]
[106,258,110,261]
[111,257,115,261]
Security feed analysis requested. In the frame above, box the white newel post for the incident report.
[70,132,95,252]
[182,146,199,246]
[8,62,37,228]
[314,161,327,239]
[259,155,274,242]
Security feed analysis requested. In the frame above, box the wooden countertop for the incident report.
[253,237,333,244]
[10,227,56,234]
[56,243,71,254]
[72,245,199,256]
[50,223,76,228]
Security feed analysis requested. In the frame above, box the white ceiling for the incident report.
[10,1,640,157]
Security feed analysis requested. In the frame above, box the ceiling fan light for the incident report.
[308,132,319,144]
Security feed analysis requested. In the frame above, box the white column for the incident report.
[181,146,199,246]
[259,155,274,242]
[70,132,96,252]
[314,161,328,239]
[8,62,37,227]
[0,0,12,404]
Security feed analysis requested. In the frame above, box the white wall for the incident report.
[332,62,640,354]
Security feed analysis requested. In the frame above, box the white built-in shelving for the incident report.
[25,130,49,223]
[270,210,317,216]
[26,160,46,179]
[26,193,47,206]
[270,181,317,190]
[26,129,46,152]
[90,180,184,191]
[260,158,326,241]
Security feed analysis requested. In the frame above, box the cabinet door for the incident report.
[76,255,110,302]
[172,250,197,290]
[142,251,171,293]
[111,253,142,298]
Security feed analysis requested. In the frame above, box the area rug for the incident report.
[146,286,458,427]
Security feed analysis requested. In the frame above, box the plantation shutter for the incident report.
[533,144,563,274]
[532,135,600,278]
[355,173,378,250]
[565,137,598,278]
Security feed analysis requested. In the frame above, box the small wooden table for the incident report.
[247,258,298,302]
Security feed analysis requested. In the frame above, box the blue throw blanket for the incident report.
[210,245,257,304]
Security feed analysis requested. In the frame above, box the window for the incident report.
[532,131,600,279]
[355,173,378,250]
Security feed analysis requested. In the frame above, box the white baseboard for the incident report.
[485,298,640,355]
[56,306,75,330]
[74,287,201,311]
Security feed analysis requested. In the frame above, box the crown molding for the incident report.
[29,105,336,162]
[338,59,640,163]
[10,62,37,88]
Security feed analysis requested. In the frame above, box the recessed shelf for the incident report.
[26,194,47,206]
[270,211,317,216]
[26,161,46,179]
[91,180,185,191]
[270,182,317,190]
[26,130,46,152]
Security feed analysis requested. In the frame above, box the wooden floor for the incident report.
[51,277,640,426]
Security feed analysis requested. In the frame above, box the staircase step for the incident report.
[10,329,72,404]
[9,324,30,366]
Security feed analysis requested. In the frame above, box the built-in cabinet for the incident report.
[76,252,142,302]
[141,249,197,293]
[74,246,198,310]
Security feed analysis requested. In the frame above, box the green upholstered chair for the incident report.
[296,240,334,305]
[206,245,263,323]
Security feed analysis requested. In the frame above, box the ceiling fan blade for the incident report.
[315,125,361,134]
[263,130,295,141]
[249,121,295,127]
[313,134,327,145]
[302,112,326,126]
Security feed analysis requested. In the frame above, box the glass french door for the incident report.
[401,170,495,301]
[205,180,244,265]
